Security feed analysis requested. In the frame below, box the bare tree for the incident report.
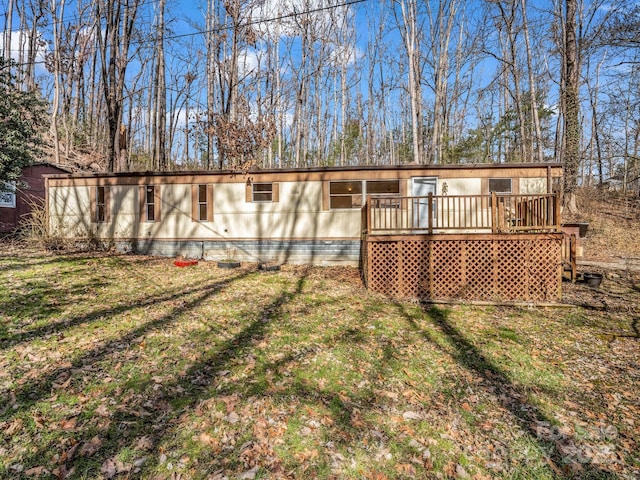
[48,0,65,165]
[3,0,14,64]
[95,0,140,172]
[561,0,580,213]
[424,0,460,164]
[520,0,544,163]
[393,0,424,164]
[153,0,167,170]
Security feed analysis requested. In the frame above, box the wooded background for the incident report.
[1,0,638,193]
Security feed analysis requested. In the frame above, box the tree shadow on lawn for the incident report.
[0,247,128,273]
[0,275,108,343]
[0,269,242,351]
[1,268,308,477]
[0,253,176,347]
[399,302,620,479]
[3,267,406,478]
[0,268,252,417]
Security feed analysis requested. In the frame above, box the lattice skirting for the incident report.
[363,234,563,302]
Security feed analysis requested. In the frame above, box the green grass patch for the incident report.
[0,247,638,479]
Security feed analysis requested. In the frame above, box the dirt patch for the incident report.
[563,265,640,315]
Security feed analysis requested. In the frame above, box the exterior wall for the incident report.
[47,164,563,264]
[520,177,548,194]
[1,164,69,234]
[437,177,482,195]
[49,181,362,240]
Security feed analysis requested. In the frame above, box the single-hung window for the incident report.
[0,181,16,208]
[192,184,213,222]
[146,186,155,221]
[489,178,512,194]
[198,185,207,219]
[253,183,273,202]
[246,182,279,203]
[95,186,109,222]
[329,181,363,208]
[140,185,161,222]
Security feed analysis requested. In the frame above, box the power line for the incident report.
[2,0,368,69]
[157,0,368,44]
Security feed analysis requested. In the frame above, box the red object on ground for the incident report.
[174,259,198,267]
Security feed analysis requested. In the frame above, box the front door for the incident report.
[411,177,437,228]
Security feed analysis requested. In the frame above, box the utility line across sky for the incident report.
[2,0,370,62]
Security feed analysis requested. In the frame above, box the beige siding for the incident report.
[49,181,364,241]
[520,177,548,194]
[49,186,91,237]
[437,178,482,195]
[47,165,563,244]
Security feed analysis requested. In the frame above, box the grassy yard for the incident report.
[0,245,638,479]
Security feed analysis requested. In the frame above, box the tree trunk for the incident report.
[153,0,167,170]
[520,0,544,163]
[3,0,13,63]
[562,0,580,214]
[49,0,65,166]
[395,0,423,164]
[96,0,139,172]
[205,0,216,169]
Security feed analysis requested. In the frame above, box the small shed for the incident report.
[0,163,71,234]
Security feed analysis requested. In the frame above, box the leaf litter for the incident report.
[0,246,638,478]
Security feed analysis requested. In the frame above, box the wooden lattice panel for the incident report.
[526,239,562,301]
[399,240,430,298]
[430,241,464,299]
[461,240,496,300]
[365,234,562,302]
[495,240,529,300]
[368,241,400,297]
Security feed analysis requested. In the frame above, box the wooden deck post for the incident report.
[554,193,562,231]
[366,196,371,235]
[428,192,433,234]
[570,234,577,282]
[491,192,497,233]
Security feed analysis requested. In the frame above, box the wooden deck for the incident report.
[361,193,566,302]
[364,192,561,235]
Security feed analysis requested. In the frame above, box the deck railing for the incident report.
[364,192,561,235]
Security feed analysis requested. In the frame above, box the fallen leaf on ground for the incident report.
[403,411,422,421]
[239,466,260,479]
[78,436,102,457]
[24,466,49,477]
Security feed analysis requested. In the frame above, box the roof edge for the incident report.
[45,162,563,179]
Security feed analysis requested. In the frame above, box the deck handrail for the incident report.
[363,192,561,235]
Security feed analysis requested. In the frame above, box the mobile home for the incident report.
[47,163,562,267]
[47,163,563,301]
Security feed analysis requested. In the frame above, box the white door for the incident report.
[412,177,437,228]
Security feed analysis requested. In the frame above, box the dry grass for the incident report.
[1,244,639,479]
[572,188,640,261]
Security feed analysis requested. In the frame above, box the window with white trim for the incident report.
[0,182,16,208]
[252,183,273,202]
[145,186,156,221]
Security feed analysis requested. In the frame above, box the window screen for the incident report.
[489,178,512,193]
[253,183,273,202]
[145,186,155,221]
[330,181,363,208]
